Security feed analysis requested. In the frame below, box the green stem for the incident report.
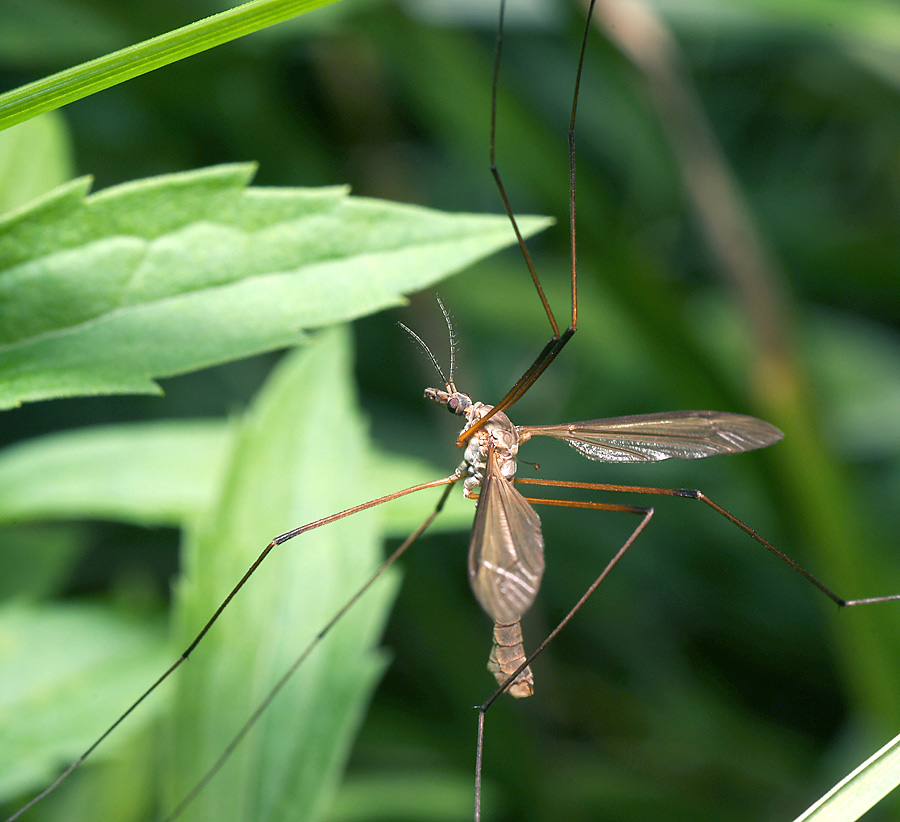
[0,0,338,131]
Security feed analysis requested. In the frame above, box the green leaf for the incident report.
[793,731,900,822]
[0,421,232,527]
[0,327,463,821]
[0,420,472,533]
[0,601,168,800]
[0,113,73,213]
[0,163,551,409]
[163,326,406,822]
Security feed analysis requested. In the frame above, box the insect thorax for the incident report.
[423,386,520,497]
[461,402,519,497]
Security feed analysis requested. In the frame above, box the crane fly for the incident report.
[7,0,900,821]
[462,405,784,698]
[410,306,783,700]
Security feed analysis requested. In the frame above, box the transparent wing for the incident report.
[521,410,783,463]
[468,449,545,625]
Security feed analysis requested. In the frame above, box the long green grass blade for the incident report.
[793,732,900,822]
[0,0,337,131]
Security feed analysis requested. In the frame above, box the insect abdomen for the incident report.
[488,621,534,698]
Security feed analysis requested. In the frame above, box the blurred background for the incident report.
[2,0,900,820]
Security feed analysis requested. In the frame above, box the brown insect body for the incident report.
[428,383,788,698]
[426,386,544,697]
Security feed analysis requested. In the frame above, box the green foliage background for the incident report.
[2,1,900,821]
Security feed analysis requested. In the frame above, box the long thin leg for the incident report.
[474,495,654,822]
[4,475,459,822]
[162,480,459,822]
[476,462,900,820]
[459,0,598,446]
[516,477,900,607]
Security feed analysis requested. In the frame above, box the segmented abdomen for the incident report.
[487,621,534,698]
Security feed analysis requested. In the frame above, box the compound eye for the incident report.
[446,394,471,415]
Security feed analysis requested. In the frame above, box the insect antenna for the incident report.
[399,295,459,390]
[398,321,448,386]
[436,295,458,386]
